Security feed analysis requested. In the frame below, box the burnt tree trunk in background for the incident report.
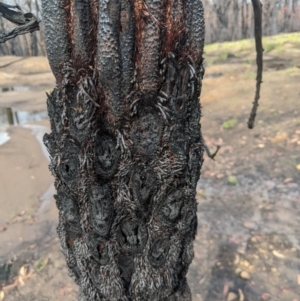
[42,0,205,300]
[27,0,39,55]
[30,31,38,55]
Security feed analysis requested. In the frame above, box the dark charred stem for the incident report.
[248,0,263,129]
[200,132,220,160]
[203,142,220,160]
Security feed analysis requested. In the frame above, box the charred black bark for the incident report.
[41,0,205,300]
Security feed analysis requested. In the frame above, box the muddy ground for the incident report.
[0,34,299,301]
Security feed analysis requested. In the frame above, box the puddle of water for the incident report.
[0,108,55,215]
[0,106,48,146]
[0,131,10,146]
[0,86,30,93]
[15,110,48,125]
[0,106,48,126]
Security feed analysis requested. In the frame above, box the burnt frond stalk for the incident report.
[41,0,262,300]
[248,0,263,129]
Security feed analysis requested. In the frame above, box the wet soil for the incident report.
[0,48,299,301]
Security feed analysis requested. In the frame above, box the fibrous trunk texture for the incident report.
[41,0,205,300]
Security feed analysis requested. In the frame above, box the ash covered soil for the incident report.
[0,33,300,300]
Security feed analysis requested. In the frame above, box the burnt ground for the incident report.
[189,39,300,301]
[0,34,300,301]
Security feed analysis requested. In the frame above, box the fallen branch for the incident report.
[248,0,263,129]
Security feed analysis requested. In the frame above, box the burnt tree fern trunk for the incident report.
[42,0,205,300]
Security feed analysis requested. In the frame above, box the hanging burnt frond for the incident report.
[248,0,263,129]
[0,3,40,43]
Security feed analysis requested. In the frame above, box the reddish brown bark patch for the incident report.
[162,0,191,61]
[89,0,99,68]
[65,0,75,48]
[132,0,147,75]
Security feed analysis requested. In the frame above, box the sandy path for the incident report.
[0,123,56,257]
[0,123,77,300]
